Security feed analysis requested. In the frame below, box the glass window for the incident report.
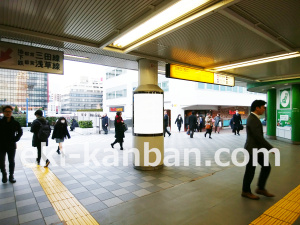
[220,85,226,91]
[198,83,205,89]
[233,86,238,92]
[207,84,213,89]
[213,84,219,91]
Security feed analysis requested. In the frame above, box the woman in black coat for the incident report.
[52,117,70,155]
[111,112,125,150]
[175,114,183,132]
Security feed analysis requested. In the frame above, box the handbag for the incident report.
[239,124,244,130]
[122,123,128,132]
[205,124,211,129]
[186,130,190,135]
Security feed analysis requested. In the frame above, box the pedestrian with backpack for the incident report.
[52,117,71,155]
[30,110,51,167]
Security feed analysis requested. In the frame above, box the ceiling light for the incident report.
[64,54,89,60]
[109,0,233,52]
[211,52,300,71]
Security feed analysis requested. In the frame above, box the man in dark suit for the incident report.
[232,110,242,135]
[163,111,171,137]
[188,111,197,138]
[242,100,275,200]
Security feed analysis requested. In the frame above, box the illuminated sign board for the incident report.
[0,41,63,74]
[109,106,124,112]
[166,64,234,86]
[229,110,245,115]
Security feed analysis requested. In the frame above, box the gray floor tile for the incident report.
[0,216,19,225]
[85,201,108,213]
[44,214,61,225]
[79,196,100,206]
[17,204,40,215]
[74,191,94,200]
[15,192,35,201]
[0,202,16,212]
[102,197,123,207]
[0,208,17,220]
[41,207,56,217]
[96,192,116,201]
[118,193,138,202]
[20,218,46,225]
[18,210,43,224]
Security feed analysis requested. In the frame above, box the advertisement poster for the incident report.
[279,88,291,109]
[277,110,292,127]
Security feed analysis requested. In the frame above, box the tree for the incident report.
[14,106,19,113]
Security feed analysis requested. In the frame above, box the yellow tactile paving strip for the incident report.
[250,185,300,225]
[27,164,100,225]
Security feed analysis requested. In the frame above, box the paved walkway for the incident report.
[0,128,299,224]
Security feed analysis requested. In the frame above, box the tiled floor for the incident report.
[0,128,299,225]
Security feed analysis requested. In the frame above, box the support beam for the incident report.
[219,8,294,52]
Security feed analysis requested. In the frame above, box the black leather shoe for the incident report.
[44,159,50,168]
[2,173,7,183]
[111,143,114,148]
[9,175,16,183]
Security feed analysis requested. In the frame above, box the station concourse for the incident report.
[0,0,300,224]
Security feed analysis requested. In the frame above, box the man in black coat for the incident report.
[0,105,23,183]
[102,113,109,134]
[232,110,242,135]
[163,111,171,137]
[188,111,197,138]
[241,100,275,200]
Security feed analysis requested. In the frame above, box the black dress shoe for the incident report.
[2,173,7,183]
[44,159,50,168]
[111,143,114,148]
[9,175,16,183]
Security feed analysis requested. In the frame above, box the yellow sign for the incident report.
[166,64,235,86]
[167,64,214,83]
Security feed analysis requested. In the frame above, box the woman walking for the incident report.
[111,112,125,150]
[175,114,183,132]
[204,113,213,139]
[52,117,71,155]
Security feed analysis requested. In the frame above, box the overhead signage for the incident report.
[214,73,235,86]
[0,41,63,74]
[109,106,124,112]
[166,64,235,86]
[279,88,290,109]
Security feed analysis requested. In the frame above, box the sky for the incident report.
[48,60,106,93]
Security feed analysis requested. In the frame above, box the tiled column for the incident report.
[133,59,164,170]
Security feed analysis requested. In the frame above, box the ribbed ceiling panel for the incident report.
[136,13,283,67]
[234,0,300,47]
[0,0,164,43]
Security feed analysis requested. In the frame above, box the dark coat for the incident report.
[232,114,242,129]
[175,117,183,128]
[114,115,124,141]
[52,124,70,139]
[30,117,50,147]
[188,114,197,130]
[244,113,273,154]
[163,114,169,128]
[0,116,23,150]
[102,116,108,128]
[70,120,79,130]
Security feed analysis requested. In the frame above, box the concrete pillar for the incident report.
[291,84,300,144]
[133,59,164,170]
[266,89,276,138]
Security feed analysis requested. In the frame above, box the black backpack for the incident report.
[37,120,51,142]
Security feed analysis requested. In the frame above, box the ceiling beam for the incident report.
[0,25,99,48]
[219,8,294,52]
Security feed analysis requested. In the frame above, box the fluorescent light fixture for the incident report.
[212,52,300,71]
[110,0,233,52]
[64,54,89,60]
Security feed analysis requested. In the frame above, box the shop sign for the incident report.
[229,110,245,115]
[109,106,124,112]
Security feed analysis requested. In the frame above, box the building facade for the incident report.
[103,68,266,128]
[0,68,48,111]
[61,76,103,114]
